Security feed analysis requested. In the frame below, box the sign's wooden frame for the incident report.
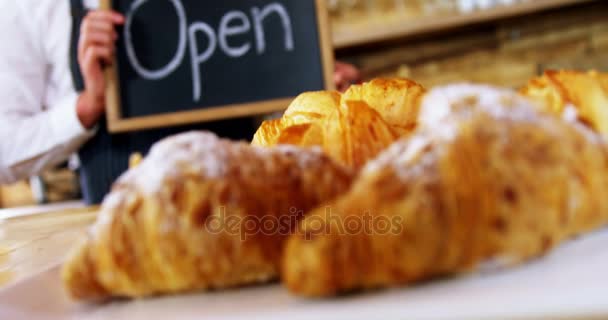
[99,0,334,133]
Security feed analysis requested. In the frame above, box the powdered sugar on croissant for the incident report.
[63,131,353,301]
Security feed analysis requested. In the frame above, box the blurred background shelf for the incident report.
[331,0,595,48]
[333,0,608,88]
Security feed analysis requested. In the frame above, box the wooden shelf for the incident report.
[332,0,594,49]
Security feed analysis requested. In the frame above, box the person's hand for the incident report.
[76,10,124,129]
[334,61,361,92]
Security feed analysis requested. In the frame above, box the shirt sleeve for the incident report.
[0,2,96,184]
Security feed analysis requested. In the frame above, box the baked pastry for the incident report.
[252,78,426,169]
[62,132,353,301]
[342,78,426,135]
[520,70,608,138]
[283,84,608,297]
[251,91,341,148]
[253,92,399,169]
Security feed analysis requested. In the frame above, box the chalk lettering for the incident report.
[218,11,252,58]
[252,3,294,54]
[189,22,217,101]
[124,1,296,102]
[124,0,187,79]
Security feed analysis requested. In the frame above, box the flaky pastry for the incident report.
[283,85,608,297]
[252,78,426,168]
[520,70,608,138]
[62,132,353,301]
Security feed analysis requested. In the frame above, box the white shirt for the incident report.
[0,0,98,184]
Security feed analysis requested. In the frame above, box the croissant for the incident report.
[252,78,426,169]
[520,70,608,138]
[251,91,341,148]
[62,132,353,301]
[283,84,608,297]
[342,78,426,134]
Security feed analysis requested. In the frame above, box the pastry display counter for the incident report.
[0,203,96,289]
[1,204,607,319]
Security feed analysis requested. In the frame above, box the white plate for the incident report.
[1,229,608,320]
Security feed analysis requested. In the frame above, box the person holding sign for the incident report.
[0,0,360,202]
[0,1,123,184]
[75,9,126,129]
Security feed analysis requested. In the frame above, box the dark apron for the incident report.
[69,0,256,204]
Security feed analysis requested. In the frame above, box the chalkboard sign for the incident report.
[100,0,334,132]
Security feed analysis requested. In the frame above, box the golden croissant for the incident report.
[342,78,426,135]
[252,78,426,169]
[62,132,353,301]
[283,84,608,297]
[520,70,608,138]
